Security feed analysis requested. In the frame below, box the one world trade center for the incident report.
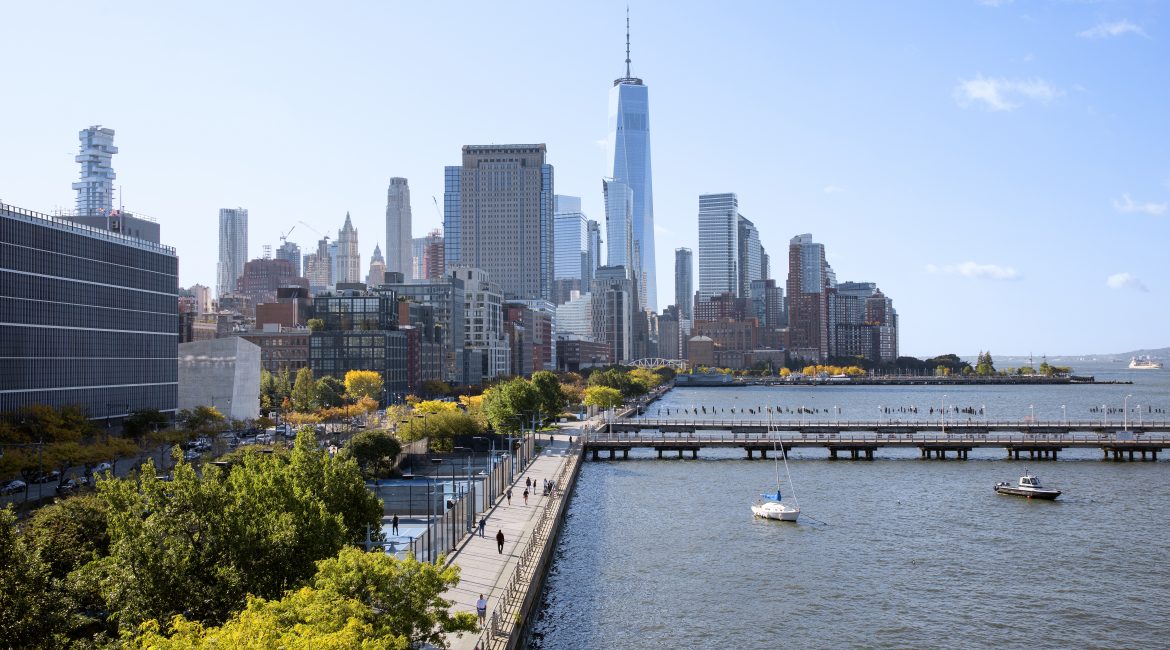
[607,13,657,311]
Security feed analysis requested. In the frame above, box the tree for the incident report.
[583,386,623,410]
[0,507,70,648]
[421,380,452,397]
[122,408,169,442]
[290,367,318,412]
[344,370,384,403]
[344,430,402,478]
[23,495,110,580]
[975,351,997,376]
[414,400,459,415]
[317,376,347,409]
[306,318,325,332]
[176,406,227,438]
[482,378,541,434]
[531,371,567,420]
[397,411,482,450]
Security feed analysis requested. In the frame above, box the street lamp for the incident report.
[1029,404,1035,423]
[1061,404,1067,425]
[1124,394,1132,431]
[941,394,946,435]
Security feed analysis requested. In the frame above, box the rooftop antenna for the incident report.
[625,6,631,78]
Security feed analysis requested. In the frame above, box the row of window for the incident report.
[1,297,177,332]
[0,383,177,417]
[0,358,176,391]
[1,242,177,294]
[0,325,177,358]
[1,215,176,268]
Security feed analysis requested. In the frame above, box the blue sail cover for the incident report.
[760,491,781,501]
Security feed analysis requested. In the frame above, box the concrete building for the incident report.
[832,281,898,363]
[335,213,361,284]
[658,305,682,360]
[380,275,466,385]
[445,144,554,301]
[607,21,658,309]
[1,202,179,421]
[189,284,213,315]
[454,267,510,380]
[785,233,836,362]
[217,208,248,299]
[367,244,387,288]
[674,247,693,319]
[178,337,261,421]
[385,177,412,276]
[698,193,739,300]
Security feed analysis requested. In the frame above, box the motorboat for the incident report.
[1129,356,1163,370]
[752,491,800,521]
[994,470,1061,500]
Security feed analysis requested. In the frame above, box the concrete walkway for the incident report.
[443,427,582,650]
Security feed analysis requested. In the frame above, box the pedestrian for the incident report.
[526,477,531,490]
[391,514,399,536]
[476,594,488,627]
[478,516,486,537]
[506,488,512,505]
[523,488,529,505]
[496,529,505,554]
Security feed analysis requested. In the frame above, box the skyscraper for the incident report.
[217,208,248,298]
[275,240,302,276]
[737,215,764,297]
[607,12,657,310]
[304,237,332,295]
[785,233,836,361]
[603,180,635,277]
[73,125,117,215]
[445,144,554,301]
[674,247,693,319]
[336,212,361,284]
[554,195,588,305]
[367,244,387,286]
[385,177,412,276]
[697,193,738,300]
[586,220,602,285]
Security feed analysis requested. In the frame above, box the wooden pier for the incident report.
[584,418,1170,461]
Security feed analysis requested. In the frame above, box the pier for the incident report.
[586,418,1170,461]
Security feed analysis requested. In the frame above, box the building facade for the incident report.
[385,177,412,276]
[73,125,117,215]
[0,202,179,420]
[454,267,510,379]
[446,144,554,301]
[367,244,387,287]
[335,213,361,285]
[785,233,836,361]
[553,195,588,305]
[236,258,308,311]
[674,247,693,320]
[737,215,765,298]
[304,237,333,295]
[217,207,248,298]
[309,289,407,404]
[603,179,636,290]
[698,193,739,300]
[275,240,302,277]
[178,337,261,421]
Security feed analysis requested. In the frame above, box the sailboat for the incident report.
[751,413,800,522]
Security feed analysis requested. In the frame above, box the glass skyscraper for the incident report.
[697,193,739,300]
[674,247,693,319]
[607,17,657,310]
[217,207,248,298]
[73,125,117,215]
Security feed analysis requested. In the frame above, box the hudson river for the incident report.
[529,362,1170,649]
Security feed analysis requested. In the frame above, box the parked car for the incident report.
[33,470,61,484]
[183,449,202,461]
[56,478,80,496]
[1,479,27,495]
[93,462,113,474]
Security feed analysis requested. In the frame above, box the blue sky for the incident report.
[2,1,1167,357]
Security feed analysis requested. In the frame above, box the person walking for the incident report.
[496,529,505,554]
[478,516,486,538]
[525,477,531,491]
[476,594,488,628]
[523,488,529,505]
[506,488,512,505]
[391,514,399,536]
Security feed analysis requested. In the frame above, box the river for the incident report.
[529,362,1170,649]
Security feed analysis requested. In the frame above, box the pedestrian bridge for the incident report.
[584,418,1170,461]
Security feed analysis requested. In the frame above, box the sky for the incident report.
[2,0,1168,357]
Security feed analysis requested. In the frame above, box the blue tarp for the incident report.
[760,491,782,501]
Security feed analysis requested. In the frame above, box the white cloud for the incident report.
[954,75,1061,111]
[977,0,1013,6]
[1078,20,1147,39]
[925,262,1020,280]
[823,185,845,194]
[653,224,671,236]
[1106,273,1148,292]
[1113,193,1168,216]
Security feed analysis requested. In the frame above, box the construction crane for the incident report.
[298,220,329,243]
[279,224,296,244]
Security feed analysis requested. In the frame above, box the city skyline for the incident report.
[2,2,1168,355]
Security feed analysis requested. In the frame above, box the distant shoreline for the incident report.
[673,375,1131,387]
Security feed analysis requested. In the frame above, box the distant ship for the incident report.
[1129,356,1164,370]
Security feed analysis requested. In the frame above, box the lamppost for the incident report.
[1124,394,1132,431]
[1029,404,1035,423]
[1061,404,1067,425]
[941,394,946,435]
[1102,404,1108,427]
[1137,404,1143,427]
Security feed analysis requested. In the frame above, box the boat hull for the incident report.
[994,485,1061,500]
[752,502,800,521]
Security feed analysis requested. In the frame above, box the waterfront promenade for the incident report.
[442,426,583,650]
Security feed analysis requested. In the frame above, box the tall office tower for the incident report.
[329,241,339,287]
[586,220,602,285]
[275,240,302,276]
[697,193,739,300]
[304,237,333,295]
[785,233,836,362]
[607,12,657,310]
[385,177,412,275]
[674,247,693,319]
[761,252,770,284]
[1,203,179,420]
[336,212,361,284]
[367,244,387,286]
[834,281,898,362]
[442,166,461,272]
[73,125,117,215]
[217,208,249,298]
[554,195,588,305]
[447,144,554,301]
[411,236,427,279]
[603,180,635,278]
[591,265,636,363]
[422,228,445,279]
[737,215,764,297]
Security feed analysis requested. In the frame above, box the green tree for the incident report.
[0,507,70,648]
[317,376,347,409]
[483,378,541,434]
[122,408,169,442]
[343,430,402,478]
[975,351,997,376]
[583,386,623,410]
[344,370,384,403]
[290,367,318,412]
[176,405,227,437]
[23,494,110,580]
[531,371,567,420]
[397,411,482,451]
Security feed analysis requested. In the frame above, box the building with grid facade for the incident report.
[0,202,179,420]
